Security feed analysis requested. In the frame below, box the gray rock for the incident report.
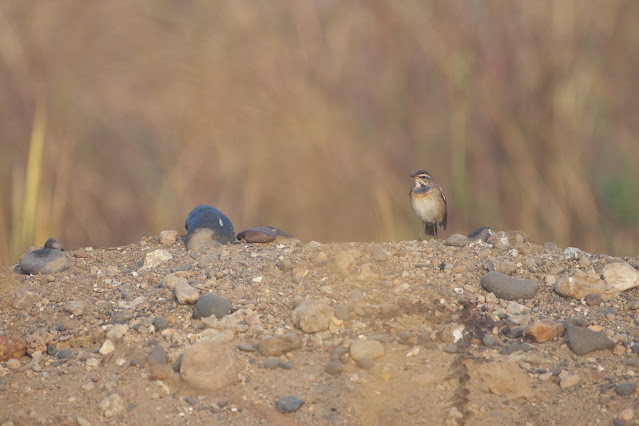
[57,349,73,359]
[163,273,187,290]
[180,341,238,391]
[43,237,64,251]
[333,305,351,321]
[276,396,304,414]
[264,358,281,369]
[480,272,538,300]
[357,357,375,369]
[257,333,302,356]
[563,247,583,260]
[147,345,168,365]
[444,234,469,247]
[565,326,614,355]
[153,317,168,332]
[291,300,333,333]
[350,340,384,361]
[184,205,235,250]
[468,226,494,242]
[371,246,389,262]
[280,361,293,370]
[615,382,636,396]
[64,300,85,316]
[236,227,277,243]
[324,361,343,376]
[236,343,256,352]
[174,281,200,305]
[13,291,40,309]
[19,248,69,274]
[106,324,129,340]
[193,294,231,320]
[482,334,496,347]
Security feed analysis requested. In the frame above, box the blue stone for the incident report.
[184,205,235,250]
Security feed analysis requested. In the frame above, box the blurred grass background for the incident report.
[1,1,638,265]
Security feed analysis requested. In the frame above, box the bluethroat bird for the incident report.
[410,170,448,238]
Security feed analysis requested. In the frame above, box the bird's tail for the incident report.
[424,222,436,237]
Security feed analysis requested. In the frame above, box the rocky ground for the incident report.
[2,227,639,426]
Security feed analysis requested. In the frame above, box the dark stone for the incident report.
[44,237,64,251]
[280,361,294,370]
[172,354,183,372]
[236,343,257,352]
[615,382,636,396]
[584,294,602,306]
[480,272,538,300]
[147,345,168,365]
[482,334,496,347]
[193,294,231,320]
[19,248,69,274]
[499,342,532,355]
[153,317,168,332]
[236,227,277,243]
[396,330,413,344]
[47,344,58,356]
[57,349,73,359]
[631,344,639,354]
[468,226,494,242]
[357,357,375,369]
[565,326,614,355]
[184,205,235,250]
[263,358,281,369]
[325,361,343,376]
[185,396,198,406]
[276,396,305,414]
[444,234,469,247]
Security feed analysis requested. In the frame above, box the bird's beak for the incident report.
[410,173,416,178]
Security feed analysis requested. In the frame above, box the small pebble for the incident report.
[276,396,305,414]
[264,358,281,369]
[357,357,375,370]
[616,383,636,396]
[153,317,168,332]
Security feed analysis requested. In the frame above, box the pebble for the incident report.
[0,335,27,362]
[276,396,305,414]
[44,237,64,251]
[185,396,198,406]
[99,339,115,355]
[6,359,20,370]
[174,281,200,305]
[467,226,494,242]
[264,358,281,369]
[324,361,343,376]
[357,357,375,369]
[560,374,580,389]
[480,272,538,300]
[19,248,69,274]
[523,320,565,343]
[236,227,277,243]
[350,340,384,361]
[106,324,129,340]
[153,317,168,332]
[57,349,73,359]
[584,293,602,306]
[99,392,126,418]
[280,361,294,370]
[257,334,302,356]
[64,300,86,316]
[193,294,231,320]
[554,271,618,300]
[147,345,168,365]
[184,205,235,250]
[565,326,614,355]
[482,334,496,347]
[563,247,583,260]
[444,234,469,247]
[180,342,238,391]
[138,249,172,271]
[603,262,639,291]
[291,300,333,333]
[371,246,389,262]
[13,291,40,309]
[158,230,178,245]
[163,273,187,290]
[615,383,636,396]
[236,343,256,352]
[618,408,635,422]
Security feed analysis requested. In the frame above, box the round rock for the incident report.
[276,396,305,414]
[179,341,238,391]
[193,294,231,320]
[444,234,470,247]
[291,301,333,333]
[236,227,277,243]
[174,281,200,305]
[153,317,168,332]
[184,205,235,250]
[615,382,636,396]
[64,300,86,316]
[0,335,27,362]
[480,272,538,300]
[467,226,494,242]
[350,340,385,361]
[19,248,69,274]
[257,333,302,356]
